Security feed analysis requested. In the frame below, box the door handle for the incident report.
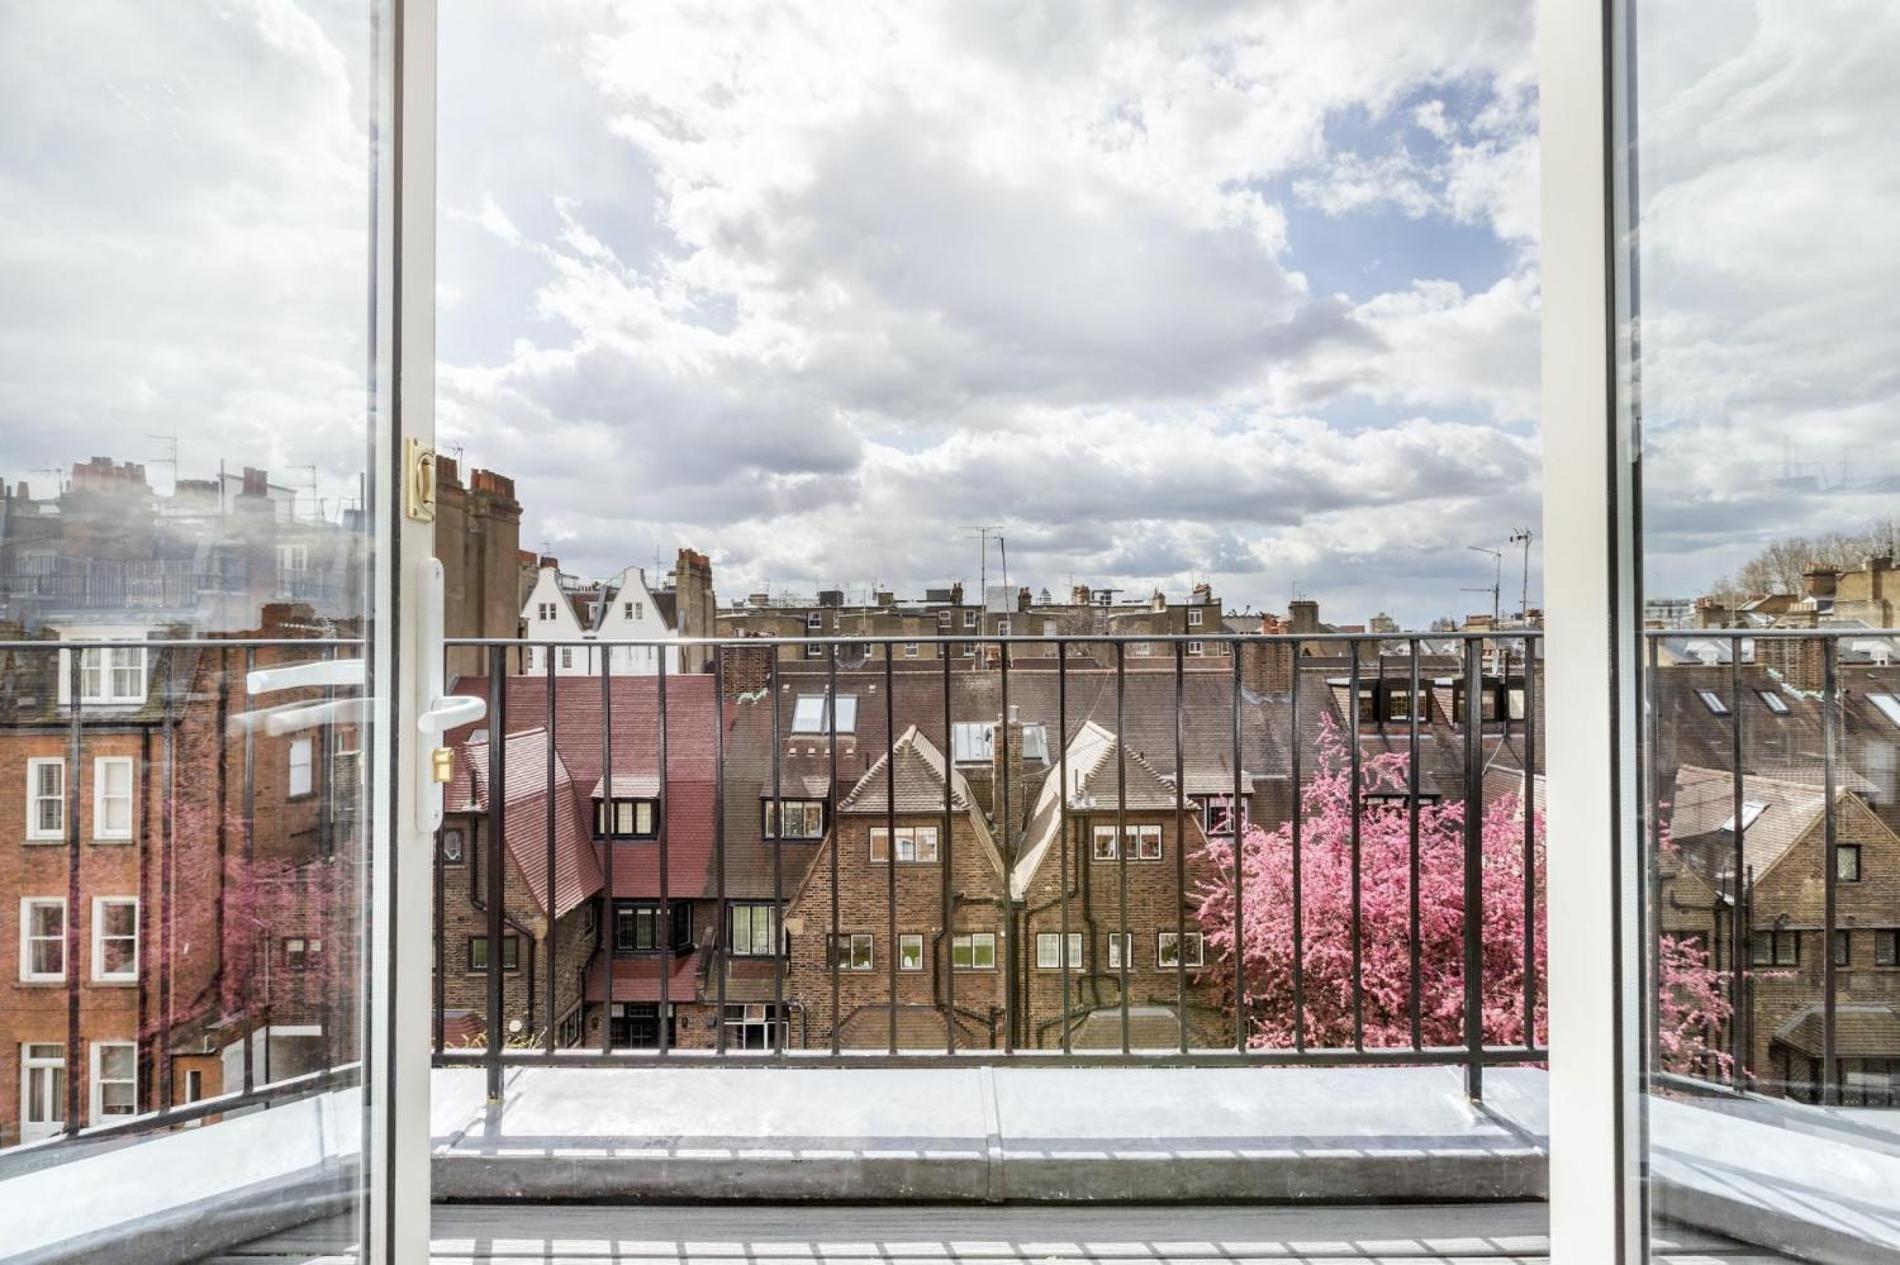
[416,557,486,832]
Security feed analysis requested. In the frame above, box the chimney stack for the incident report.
[992,706,1027,856]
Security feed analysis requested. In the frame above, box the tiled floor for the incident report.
[207,1203,1800,1263]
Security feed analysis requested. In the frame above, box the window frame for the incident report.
[1035,931,1083,971]
[1836,843,1862,883]
[91,896,139,983]
[1157,930,1205,969]
[830,931,875,972]
[726,903,781,958]
[89,1040,137,1124]
[92,756,135,841]
[287,737,315,799]
[26,757,64,842]
[467,934,520,973]
[614,901,692,954]
[597,797,660,840]
[951,931,996,970]
[869,823,939,863]
[1105,931,1134,970]
[898,932,925,971]
[1875,929,1899,968]
[763,798,826,841]
[20,897,66,983]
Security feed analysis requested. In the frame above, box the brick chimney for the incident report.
[1071,583,1092,605]
[1240,601,1320,695]
[1803,566,1839,600]
[672,547,716,672]
[992,706,1027,856]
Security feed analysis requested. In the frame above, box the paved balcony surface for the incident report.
[207,1202,1793,1263]
[431,1065,1551,1203]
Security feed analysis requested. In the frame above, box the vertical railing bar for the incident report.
[1348,638,1363,1051]
[830,643,842,1057]
[160,647,177,1108]
[713,647,728,1056]
[940,645,953,1055]
[1408,637,1423,1052]
[434,662,446,1057]
[1730,633,1747,1085]
[1462,637,1484,1102]
[1117,640,1130,1056]
[885,643,898,1055]
[1231,639,1245,1053]
[64,645,84,1135]
[1057,642,1071,1056]
[603,651,618,1054]
[771,652,785,1055]
[1822,636,1839,1105]
[242,645,257,1096]
[653,648,668,1055]
[485,649,506,1100]
[1647,633,1666,1083]
[1521,634,1538,1050]
[544,649,557,1054]
[1291,636,1306,1054]
[1001,637,1015,1056]
[1175,642,1188,1054]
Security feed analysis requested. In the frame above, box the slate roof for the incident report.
[1773,1002,1900,1059]
[1668,765,1833,892]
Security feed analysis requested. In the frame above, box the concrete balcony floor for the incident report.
[210,1202,1793,1264]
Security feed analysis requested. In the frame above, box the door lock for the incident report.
[430,747,454,783]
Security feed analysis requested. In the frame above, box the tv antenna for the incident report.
[1464,544,1503,626]
[966,526,1003,605]
[1508,528,1534,622]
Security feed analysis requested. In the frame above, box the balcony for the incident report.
[2,630,1893,1263]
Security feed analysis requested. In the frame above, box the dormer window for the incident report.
[764,799,825,840]
[76,647,147,705]
[595,798,658,839]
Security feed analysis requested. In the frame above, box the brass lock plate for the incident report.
[430,746,454,783]
[405,438,438,523]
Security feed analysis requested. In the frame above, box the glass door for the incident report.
[0,1,431,1260]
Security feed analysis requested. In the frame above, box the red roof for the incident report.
[448,726,604,921]
[587,952,702,1003]
[449,674,725,903]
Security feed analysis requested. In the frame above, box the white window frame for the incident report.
[951,931,996,970]
[904,642,919,658]
[26,757,64,841]
[1105,932,1134,970]
[870,824,939,863]
[91,896,139,983]
[1187,640,1204,656]
[898,933,924,971]
[963,609,977,629]
[1157,930,1204,969]
[70,646,148,706]
[1188,608,1204,627]
[20,1042,65,1142]
[288,737,315,798]
[831,932,875,972]
[89,1041,137,1124]
[727,904,780,958]
[92,756,134,841]
[1035,931,1082,971]
[20,897,66,982]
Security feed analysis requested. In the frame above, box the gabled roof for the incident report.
[448,725,604,921]
[1008,721,1183,899]
[1773,1002,1900,1059]
[1667,764,1887,892]
[838,725,1004,873]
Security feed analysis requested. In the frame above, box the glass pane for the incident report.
[1623,1,1900,1253]
[0,1,388,1257]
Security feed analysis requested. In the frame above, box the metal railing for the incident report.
[432,631,1547,1102]
[1644,626,1900,1108]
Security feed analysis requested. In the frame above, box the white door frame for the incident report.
[367,0,437,1260]
[1540,0,1645,1260]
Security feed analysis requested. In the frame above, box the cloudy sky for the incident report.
[1,2,1892,628]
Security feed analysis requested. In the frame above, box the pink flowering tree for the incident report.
[1196,716,1728,1069]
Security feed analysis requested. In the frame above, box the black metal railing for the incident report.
[432,630,1547,1102]
[1643,626,1900,1109]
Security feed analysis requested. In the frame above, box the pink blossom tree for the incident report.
[1196,716,1728,1069]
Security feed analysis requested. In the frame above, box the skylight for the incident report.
[1757,690,1789,716]
[1869,693,1900,728]
[791,694,857,734]
[1720,800,1769,834]
[1696,689,1730,716]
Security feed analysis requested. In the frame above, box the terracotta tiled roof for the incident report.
[449,726,604,921]
[587,952,701,1004]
